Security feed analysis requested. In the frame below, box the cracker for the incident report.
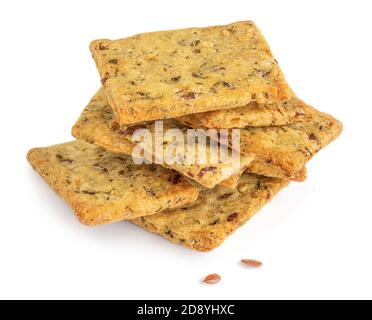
[203,109,342,179]
[27,141,199,226]
[220,166,307,189]
[240,110,343,178]
[246,161,309,181]
[71,88,134,155]
[178,98,310,128]
[90,21,293,124]
[291,167,307,182]
[219,171,244,189]
[133,174,289,252]
[72,89,255,188]
[115,119,254,188]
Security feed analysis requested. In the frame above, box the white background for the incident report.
[0,0,371,300]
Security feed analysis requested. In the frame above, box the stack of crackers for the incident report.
[28,21,342,252]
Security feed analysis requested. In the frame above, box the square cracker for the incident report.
[133,174,289,252]
[72,89,255,188]
[239,110,343,178]
[27,141,199,225]
[190,108,342,179]
[90,21,293,124]
[178,98,311,129]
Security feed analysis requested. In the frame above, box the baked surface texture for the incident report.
[90,21,293,124]
[209,108,343,179]
[72,89,254,188]
[71,88,134,155]
[133,174,289,252]
[219,171,245,189]
[178,98,311,128]
[289,167,307,182]
[221,166,307,189]
[27,141,199,225]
